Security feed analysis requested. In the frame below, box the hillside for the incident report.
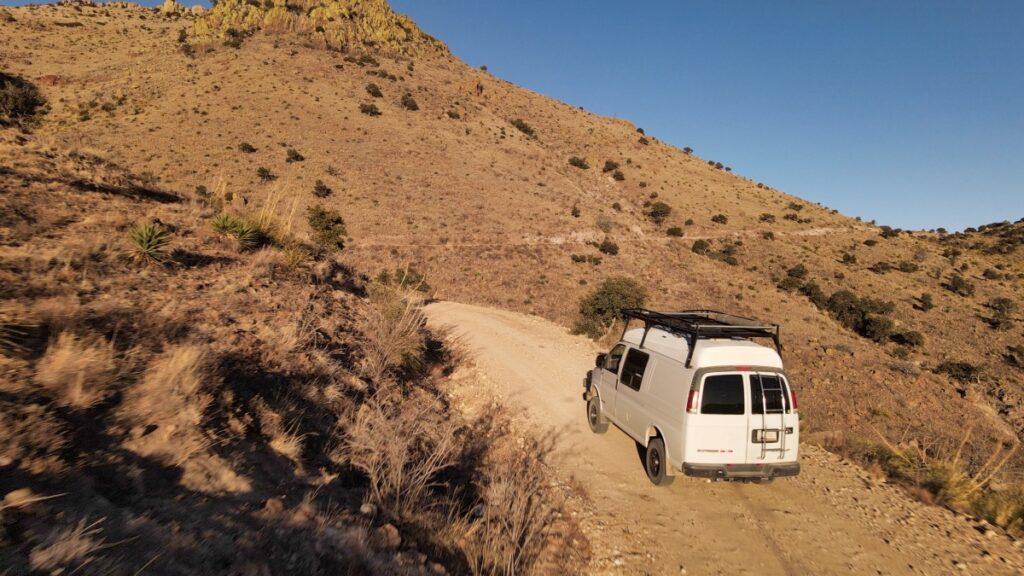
[2,0,1023,561]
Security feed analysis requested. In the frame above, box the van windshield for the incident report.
[700,374,744,415]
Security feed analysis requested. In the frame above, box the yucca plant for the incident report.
[211,212,241,235]
[128,222,171,263]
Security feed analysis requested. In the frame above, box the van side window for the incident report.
[700,374,745,415]
[604,344,626,374]
[751,374,786,414]
[619,349,649,391]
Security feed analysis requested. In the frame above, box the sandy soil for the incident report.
[425,301,1024,575]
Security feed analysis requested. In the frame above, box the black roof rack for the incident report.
[619,308,782,368]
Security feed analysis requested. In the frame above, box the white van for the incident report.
[583,309,800,485]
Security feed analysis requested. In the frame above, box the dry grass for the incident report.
[34,331,116,409]
[28,518,107,573]
[356,285,427,385]
[340,390,459,520]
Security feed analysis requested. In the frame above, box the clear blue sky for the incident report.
[6,1,1022,231]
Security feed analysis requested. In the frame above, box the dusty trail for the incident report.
[425,301,1024,575]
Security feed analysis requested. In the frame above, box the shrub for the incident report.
[570,205,580,218]
[313,179,332,198]
[898,261,920,273]
[0,72,47,127]
[786,264,808,279]
[987,297,1017,329]
[917,292,935,311]
[568,156,589,169]
[257,166,275,182]
[238,142,256,153]
[447,109,461,119]
[983,268,1003,280]
[691,239,711,255]
[365,82,383,98]
[648,201,672,224]
[211,214,267,251]
[825,290,895,340]
[685,218,695,226]
[862,314,895,343]
[611,202,622,211]
[510,118,535,137]
[127,222,171,263]
[892,331,925,347]
[759,213,776,223]
[285,147,304,163]
[787,202,804,211]
[763,231,775,240]
[799,281,828,309]
[869,261,894,274]
[602,160,619,173]
[841,252,857,265]
[598,237,619,256]
[934,361,982,383]
[573,277,647,338]
[864,239,878,246]
[711,214,728,224]
[360,103,382,116]
[400,93,419,111]
[306,205,346,252]
[777,276,803,292]
[879,226,900,239]
[611,170,625,181]
[1006,345,1024,369]
[666,227,683,237]
[945,274,976,297]
[376,267,432,293]
[638,136,649,145]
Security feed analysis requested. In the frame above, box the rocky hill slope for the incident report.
[2,0,1023,545]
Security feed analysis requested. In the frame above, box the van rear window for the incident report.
[751,374,787,414]
[701,375,744,415]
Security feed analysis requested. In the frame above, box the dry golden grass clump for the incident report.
[33,331,117,409]
[191,0,449,55]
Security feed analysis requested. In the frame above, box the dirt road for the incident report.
[425,301,1024,575]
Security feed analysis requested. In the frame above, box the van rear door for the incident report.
[687,373,747,463]
[746,373,796,463]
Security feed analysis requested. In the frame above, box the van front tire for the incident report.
[586,397,608,434]
[644,438,674,486]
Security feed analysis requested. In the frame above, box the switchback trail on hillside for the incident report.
[424,301,1024,576]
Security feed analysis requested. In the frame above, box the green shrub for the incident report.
[510,118,535,138]
[239,142,257,153]
[366,83,383,98]
[573,277,647,338]
[777,276,803,292]
[759,213,776,223]
[862,314,895,343]
[692,239,711,255]
[286,148,304,163]
[685,218,695,226]
[648,202,672,224]
[602,160,619,173]
[306,205,346,252]
[864,239,878,247]
[611,170,625,181]
[869,261,894,274]
[787,264,808,279]
[313,179,332,198]
[917,293,935,311]
[799,281,828,309]
[841,252,857,265]
[257,167,275,182]
[598,238,619,256]
[568,156,589,169]
[0,72,46,127]
[400,93,419,111]
[360,103,382,116]
[987,297,1017,329]
[825,290,895,340]
[935,361,982,382]
[879,226,900,239]
[666,227,683,237]
[893,331,925,347]
[945,274,975,297]
[711,214,728,224]
[128,222,171,263]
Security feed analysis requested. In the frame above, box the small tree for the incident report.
[306,205,346,252]
[573,277,647,339]
[648,202,672,225]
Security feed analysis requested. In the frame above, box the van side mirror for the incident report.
[595,353,606,368]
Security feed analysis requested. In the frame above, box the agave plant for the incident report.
[128,222,171,263]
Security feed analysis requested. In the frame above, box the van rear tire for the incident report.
[586,397,608,433]
[644,438,674,486]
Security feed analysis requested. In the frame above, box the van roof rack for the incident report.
[620,308,782,367]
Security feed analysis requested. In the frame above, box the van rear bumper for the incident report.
[683,462,800,479]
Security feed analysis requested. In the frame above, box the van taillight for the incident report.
[790,389,798,412]
[686,389,697,413]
